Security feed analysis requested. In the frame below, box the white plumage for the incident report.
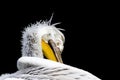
[0,21,101,80]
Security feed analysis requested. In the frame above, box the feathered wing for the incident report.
[16,57,100,80]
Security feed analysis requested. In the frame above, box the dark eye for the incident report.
[48,33,51,36]
[57,42,60,46]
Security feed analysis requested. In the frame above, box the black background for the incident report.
[0,2,112,79]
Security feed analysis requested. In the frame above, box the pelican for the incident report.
[0,20,101,80]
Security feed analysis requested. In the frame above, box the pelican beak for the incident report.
[42,39,63,63]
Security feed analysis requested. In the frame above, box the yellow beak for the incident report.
[41,39,63,63]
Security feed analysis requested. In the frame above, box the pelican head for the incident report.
[21,21,65,63]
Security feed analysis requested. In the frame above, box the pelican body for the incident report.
[0,21,101,80]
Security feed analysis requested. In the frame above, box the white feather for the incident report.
[4,78,24,80]
[17,57,100,80]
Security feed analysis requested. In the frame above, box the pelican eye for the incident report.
[56,42,60,46]
[48,33,51,36]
